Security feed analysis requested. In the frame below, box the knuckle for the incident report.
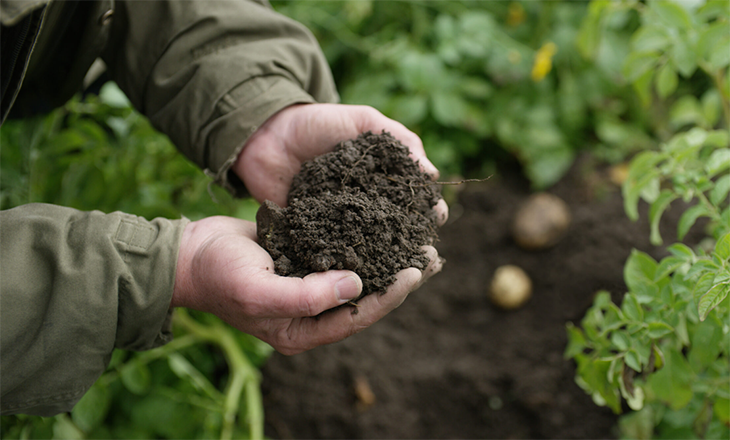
[295,282,321,317]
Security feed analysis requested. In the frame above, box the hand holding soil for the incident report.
[172,104,447,354]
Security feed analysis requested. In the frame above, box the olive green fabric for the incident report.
[0,205,188,415]
[0,0,338,416]
[104,0,339,195]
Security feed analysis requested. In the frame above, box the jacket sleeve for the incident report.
[0,204,187,416]
[102,0,339,197]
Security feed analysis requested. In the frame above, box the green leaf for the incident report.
[650,0,693,30]
[645,347,694,410]
[618,407,654,439]
[71,382,110,433]
[714,397,730,425]
[398,52,446,93]
[621,292,645,322]
[622,51,659,83]
[653,345,666,370]
[576,0,611,59]
[649,190,679,245]
[388,94,428,127]
[668,243,696,260]
[632,66,655,107]
[654,256,686,281]
[702,90,723,127]
[53,414,85,440]
[565,322,587,359]
[611,331,631,351]
[576,7,602,60]
[670,35,698,78]
[99,82,132,108]
[688,320,723,371]
[688,260,722,281]
[710,174,730,206]
[630,25,671,53]
[670,95,704,128]
[693,272,717,305]
[430,91,470,127]
[678,204,712,240]
[697,0,730,22]
[705,129,729,148]
[697,281,730,321]
[709,34,730,70]
[576,357,622,413]
[697,22,730,63]
[624,250,659,300]
[120,360,151,395]
[640,176,660,204]
[525,146,575,190]
[647,321,674,339]
[625,349,642,372]
[716,233,730,261]
[624,151,663,221]
[656,63,678,98]
[706,148,730,177]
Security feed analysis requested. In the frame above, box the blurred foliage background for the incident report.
[1,0,727,438]
[275,0,658,187]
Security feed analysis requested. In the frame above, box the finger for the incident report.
[416,246,444,288]
[434,198,449,227]
[277,268,420,354]
[244,270,363,319]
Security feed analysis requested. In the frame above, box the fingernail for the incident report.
[336,276,361,301]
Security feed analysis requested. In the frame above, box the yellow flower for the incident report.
[507,2,526,27]
[531,42,557,82]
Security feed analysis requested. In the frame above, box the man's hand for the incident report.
[171,216,443,355]
[172,103,448,355]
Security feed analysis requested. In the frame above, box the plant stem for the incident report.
[696,190,723,223]
[713,70,730,129]
[173,310,264,440]
[99,334,199,387]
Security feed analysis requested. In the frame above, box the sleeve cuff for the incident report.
[202,75,332,198]
[114,214,190,351]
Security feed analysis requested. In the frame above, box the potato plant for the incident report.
[565,1,730,438]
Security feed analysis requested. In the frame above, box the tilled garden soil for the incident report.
[260,156,704,439]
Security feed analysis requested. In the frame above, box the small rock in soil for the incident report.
[256,131,442,302]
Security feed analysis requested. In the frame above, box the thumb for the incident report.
[249,270,363,318]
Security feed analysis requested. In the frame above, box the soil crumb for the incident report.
[256,131,442,300]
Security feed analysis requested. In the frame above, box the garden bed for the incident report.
[260,155,704,439]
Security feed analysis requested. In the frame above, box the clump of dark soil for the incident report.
[256,131,442,299]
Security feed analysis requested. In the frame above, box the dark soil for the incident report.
[259,155,704,439]
[257,131,441,299]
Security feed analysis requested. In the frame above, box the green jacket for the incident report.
[0,0,338,416]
